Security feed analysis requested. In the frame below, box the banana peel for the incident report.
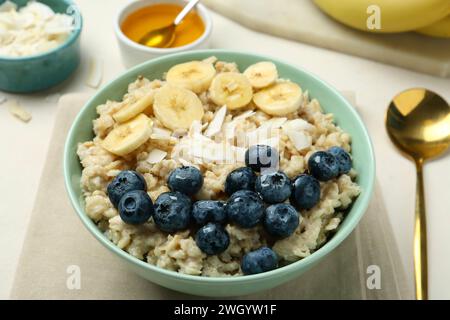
[416,14,450,38]
[313,0,450,33]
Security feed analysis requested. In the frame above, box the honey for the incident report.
[121,4,205,48]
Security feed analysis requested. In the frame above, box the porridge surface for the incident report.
[77,57,360,276]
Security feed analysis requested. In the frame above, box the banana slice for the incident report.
[209,72,253,110]
[253,82,302,116]
[153,85,204,131]
[243,61,278,89]
[166,61,216,94]
[102,114,153,156]
[113,93,154,123]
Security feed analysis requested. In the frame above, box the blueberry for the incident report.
[224,167,256,195]
[168,166,203,196]
[264,204,299,238]
[307,151,339,181]
[255,171,291,204]
[192,200,227,225]
[290,174,320,210]
[225,190,265,228]
[245,145,279,172]
[328,146,352,175]
[195,223,230,255]
[118,190,154,225]
[153,192,192,233]
[107,170,147,208]
[241,247,278,275]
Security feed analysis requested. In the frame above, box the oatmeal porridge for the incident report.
[77,57,360,276]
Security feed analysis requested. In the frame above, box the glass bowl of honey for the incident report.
[115,0,212,67]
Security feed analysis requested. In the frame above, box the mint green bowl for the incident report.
[0,0,82,93]
[64,50,375,297]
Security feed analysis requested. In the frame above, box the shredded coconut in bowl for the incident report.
[77,57,361,277]
[0,0,74,57]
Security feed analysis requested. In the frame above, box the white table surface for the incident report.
[1,0,449,299]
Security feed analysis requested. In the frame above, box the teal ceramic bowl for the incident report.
[64,50,375,297]
[0,0,82,93]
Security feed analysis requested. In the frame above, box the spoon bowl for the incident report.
[139,0,201,48]
[386,88,450,161]
[139,24,176,48]
[386,88,450,300]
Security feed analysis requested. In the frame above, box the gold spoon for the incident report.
[385,88,450,300]
[139,0,201,48]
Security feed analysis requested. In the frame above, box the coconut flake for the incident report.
[0,1,17,12]
[146,149,167,164]
[233,110,255,121]
[188,120,202,136]
[45,92,61,103]
[283,118,314,133]
[20,1,55,20]
[85,57,103,88]
[287,130,312,150]
[7,100,31,122]
[205,105,227,137]
[246,118,285,147]
[44,14,74,35]
[223,110,256,139]
[173,132,244,164]
[151,127,173,141]
[266,117,287,129]
[202,56,218,65]
[0,1,74,57]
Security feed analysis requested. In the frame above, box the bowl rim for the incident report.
[64,49,376,283]
[113,0,212,54]
[0,0,83,62]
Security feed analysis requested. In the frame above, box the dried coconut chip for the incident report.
[8,100,31,122]
[246,117,287,143]
[202,56,218,65]
[85,57,103,88]
[146,149,167,164]
[266,117,287,128]
[0,2,74,57]
[287,130,312,151]
[283,118,314,132]
[204,105,227,137]
[188,120,203,137]
[0,1,17,12]
[233,110,255,121]
[45,93,61,103]
[223,110,256,138]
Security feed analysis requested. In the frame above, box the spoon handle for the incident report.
[414,160,428,300]
[174,0,201,26]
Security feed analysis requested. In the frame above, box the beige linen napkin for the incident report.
[10,93,414,299]
[203,0,450,78]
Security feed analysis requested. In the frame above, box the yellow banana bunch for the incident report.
[314,0,450,35]
[416,14,450,38]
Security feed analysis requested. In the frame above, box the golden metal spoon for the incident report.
[386,88,450,300]
[139,0,201,48]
